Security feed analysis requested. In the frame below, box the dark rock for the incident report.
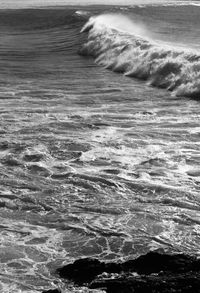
[58,258,123,285]
[122,251,200,274]
[57,252,200,292]
[90,272,200,293]
[57,258,105,284]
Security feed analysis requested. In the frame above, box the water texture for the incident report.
[0,2,200,292]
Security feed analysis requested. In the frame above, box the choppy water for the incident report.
[0,2,200,292]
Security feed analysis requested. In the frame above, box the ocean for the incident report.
[0,1,200,292]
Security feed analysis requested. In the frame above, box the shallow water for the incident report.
[0,3,200,292]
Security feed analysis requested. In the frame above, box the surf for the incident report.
[80,14,200,99]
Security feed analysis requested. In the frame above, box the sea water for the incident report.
[0,1,200,292]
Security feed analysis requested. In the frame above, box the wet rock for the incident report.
[121,251,200,274]
[58,258,121,285]
[57,252,200,292]
[90,272,200,293]
[58,258,106,284]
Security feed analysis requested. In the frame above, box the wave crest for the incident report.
[80,14,200,98]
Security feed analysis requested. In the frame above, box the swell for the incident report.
[0,9,86,31]
[0,9,87,61]
[80,15,200,99]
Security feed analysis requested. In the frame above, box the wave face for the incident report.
[80,14,200,98]
[0,9,85,56]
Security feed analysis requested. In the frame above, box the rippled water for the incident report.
[0,3,200,292]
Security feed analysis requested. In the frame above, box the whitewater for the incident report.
[81,14,200,98]
[0,1,200,292]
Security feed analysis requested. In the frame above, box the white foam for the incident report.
[81,14,149,37]
[80,14,200,99]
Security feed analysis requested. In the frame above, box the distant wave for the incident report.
[1,0,200,9]
[80,14,200,99]
[131,1,200,7]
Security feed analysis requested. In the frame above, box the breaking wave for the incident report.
[80,14,200,98]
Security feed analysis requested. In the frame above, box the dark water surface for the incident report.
[0,4,200,292]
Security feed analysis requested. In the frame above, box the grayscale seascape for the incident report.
[0,0,200,292]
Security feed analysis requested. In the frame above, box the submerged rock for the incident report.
[57,252,200,293]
